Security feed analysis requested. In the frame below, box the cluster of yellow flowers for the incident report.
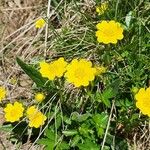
[95,3,149,118]
[39,58,68,80]
[27,106,47,128]
[95,2,124,44]
[35,17,124,45]
[4,102,47,128]
[2,2,148,131]
[135,87,150,117]
[0,86,46,128]
[39,58,106,87]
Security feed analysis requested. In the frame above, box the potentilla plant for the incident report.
[11,54,149,149]
[0,0,149,149]
[13,56,107,144]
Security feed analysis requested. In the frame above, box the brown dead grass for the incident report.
[0,0,47,99]
[0,0,47,149]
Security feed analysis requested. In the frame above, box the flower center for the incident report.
[11,109,18,117]
[31,112,41,120]
[103,28,115,37]
[74,68,86,79]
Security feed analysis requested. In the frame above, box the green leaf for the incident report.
[93,113,108,129]
[101,88,115,107]
[79,123,93,138]
[0,124,13,132]
[37,138,50,145]
[97,127,104,137]
[46,146,53,150]
[45,128,55,140]
[16,57,47,87]
[37,128,56,149]
[71,112,79,120]
[56,141,70,150]
[64,116,71,125]
[71,112,91,122]
[70,135,81,147]
[95,87,116,107]
[37,139,55,150]
[62,130,78,136]
[116,99,133,108]
[55,114,62,129]
[77,139,99,150]
[130,113,139,123]
[103,146,110,150]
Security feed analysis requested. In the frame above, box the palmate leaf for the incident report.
[37,139,55,150]
[16,57,47,87]
[0,124,13,132]
[38,128,70,150]
[77,139,99,150]
[71,112,91,122]
[93,113,108,129]
[70,135,81,147]
[56,141,70,150]
[62,130,78,136]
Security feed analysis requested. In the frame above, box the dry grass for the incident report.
[0,0,47,100]
[0,0,47,149]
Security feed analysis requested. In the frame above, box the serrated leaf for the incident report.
[78,113,91,122]
[45,128,55,140]
[101,88,115,107]
[46,146,53,150]
[37,138,55,150]
[77,139,99,150]
[93,113,108,129]
[16,57,47,87]
[71,112,79,121]
[70,135,81,147]
[71,112,91,122]
[55,114,62,129]
[62,130,78,136]
[97,127,104,137]
[37,138,50,145]
[79,123,93,138]
[56,141,70,150]
[0,124,13,132]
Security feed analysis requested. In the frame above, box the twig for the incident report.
[44,0,52,57]
[101,101,114,150]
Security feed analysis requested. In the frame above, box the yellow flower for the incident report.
[96,2,108,15]
[65,59,96,87]
[26,106,47,128]
[96,20,124,44]
[95,66,107,75]
[34,93,45,102]
[35,18,46,28]
[0,86,6,102]
[4,102,24,122]
[135,87,150,117]
[39,57,68,80]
